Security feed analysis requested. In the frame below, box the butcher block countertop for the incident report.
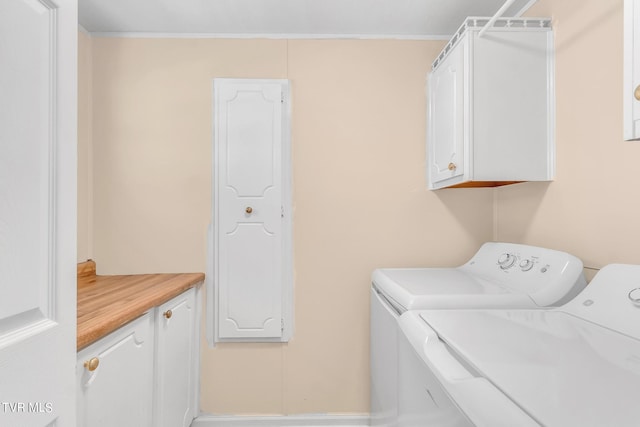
[77,260,204,351]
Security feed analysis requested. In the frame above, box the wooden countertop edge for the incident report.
[77,260,96,279]
[76,264,204,351]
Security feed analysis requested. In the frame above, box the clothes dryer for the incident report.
[370,242,586,426]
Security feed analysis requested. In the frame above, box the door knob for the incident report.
[448,162,457,171]
[635,85,640,101]
[245,207,253,214]
[164,309,172,319]
[84,357,100,372]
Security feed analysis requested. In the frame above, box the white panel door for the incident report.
[214,79,290,340]
[0,0,76,426]
[428,39,466,187]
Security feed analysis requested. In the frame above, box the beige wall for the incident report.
[81,37,495,414]
[76,0,640,416]
[78,29,93,262]
[497,0,640,279]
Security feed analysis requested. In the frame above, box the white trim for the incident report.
[546,27,556,178]
[205,221,215,346]
[191,414,370,427]
[431,17,551,70]
[281,81,295,343]
[78,24,90,35]
[85,31,450,41]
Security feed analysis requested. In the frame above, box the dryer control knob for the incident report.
[498,253,516,269]
[519,259,534,272]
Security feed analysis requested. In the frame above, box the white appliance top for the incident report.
[372,242,586,311]
[417,264,640,426]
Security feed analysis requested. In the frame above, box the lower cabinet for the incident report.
[154,288,198,427]
[76,312,154,427]
[77,287,200,427]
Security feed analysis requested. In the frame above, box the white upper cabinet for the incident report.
[624,0,640,141]
[427,18,555,190]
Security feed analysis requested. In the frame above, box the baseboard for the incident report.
[191,413,370,427]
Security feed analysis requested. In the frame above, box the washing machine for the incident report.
[370,242,586,426]
[399,264,640,426]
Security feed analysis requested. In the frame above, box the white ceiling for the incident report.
[78,0,537,38]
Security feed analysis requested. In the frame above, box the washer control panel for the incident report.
[459,242,586,306]
[497,252,546,273]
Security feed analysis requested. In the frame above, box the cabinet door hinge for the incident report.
[281,318,284,332]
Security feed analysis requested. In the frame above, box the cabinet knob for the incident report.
[635,85,640,101]
[84,357,100,372]
[245,207,253,214]
[448,162,457,171]
[163,309,173,319]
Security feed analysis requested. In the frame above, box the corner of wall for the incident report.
[77,28,94,262]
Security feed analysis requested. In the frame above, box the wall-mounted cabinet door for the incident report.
[428,38,466,187]
[213,79,292,342]
[625,0,640,140]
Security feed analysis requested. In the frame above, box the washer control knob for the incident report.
[519,259,534,272]
[628,288,640,305]
[498,253,516,269]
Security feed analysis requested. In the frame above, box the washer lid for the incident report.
[372,268,534,311]
[420,309,640,427]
